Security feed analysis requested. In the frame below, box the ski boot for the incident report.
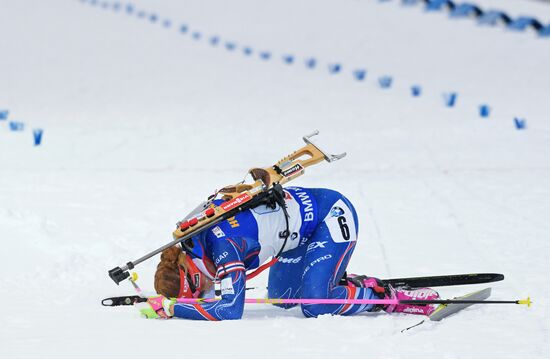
[345,274,440,316]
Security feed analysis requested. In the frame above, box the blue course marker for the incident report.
[150,14,158,23]
[192,32,202,40]
[514,118,527,130]
[411,85,422,97]
[449,4,482,19]
[162,19,171,28]
[378,76,393,89]
[353,69,366,81]
[0,110,8,120]
[260,51,271,60]
[9,121,24,131]
[328,63,341,74]
[243,47,253,56]
[305,58,317,69]
[112,2,121,11]
[283,55,294,64]
[225,42,236,51]
[209,36,220,46]
[425,0,454,12]
[33,129,44,146]
[540,25,550,37]
[444,92,457,107]
[479,104,490,118]
[477,10,510,26]
[401,0,420,7]
[508,17,542,32]
[180,24,188,33]
[126,4,134,14]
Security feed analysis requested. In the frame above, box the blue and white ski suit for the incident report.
[172,187,378,320]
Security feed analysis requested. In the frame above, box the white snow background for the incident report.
[1,0,549,358]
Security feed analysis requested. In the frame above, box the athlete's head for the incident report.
[154,245,212,298]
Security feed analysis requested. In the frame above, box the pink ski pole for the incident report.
[175,297,531,306]
[177,297,398,305]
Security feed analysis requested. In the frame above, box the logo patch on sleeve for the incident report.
[212,226,225,238]
[221,276,235,296]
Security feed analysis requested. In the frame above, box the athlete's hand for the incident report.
[135,295,176,319]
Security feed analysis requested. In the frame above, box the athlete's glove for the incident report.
[135,295,176,319]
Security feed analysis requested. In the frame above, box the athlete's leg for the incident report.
[300,189,380,317]
[267,244,307,309]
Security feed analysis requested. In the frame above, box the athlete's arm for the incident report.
[172,268,245,320]
[172,237,247,321]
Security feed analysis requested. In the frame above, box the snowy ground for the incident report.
[1,0,549,358]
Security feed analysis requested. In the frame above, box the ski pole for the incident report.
[128,272,143,297]
[179,297,532,307]
[102,295,532,307]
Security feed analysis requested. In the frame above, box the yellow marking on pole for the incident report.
[518,297,532,307]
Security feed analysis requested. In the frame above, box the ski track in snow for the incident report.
[366,204,392,277]
[1,0,550,358]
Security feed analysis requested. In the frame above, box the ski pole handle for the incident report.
[102,295,533,307]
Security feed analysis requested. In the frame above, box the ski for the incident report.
[429,287,492,321]
[401,287,493,332]
[383,273,504,288]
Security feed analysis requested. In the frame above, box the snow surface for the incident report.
[1,0,549,358]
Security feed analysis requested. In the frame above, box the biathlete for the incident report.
[139,186,439,320]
